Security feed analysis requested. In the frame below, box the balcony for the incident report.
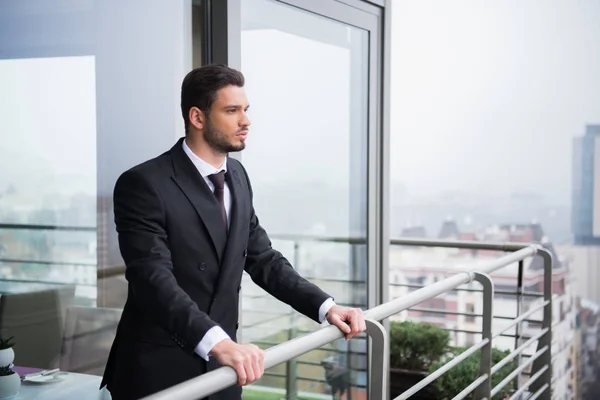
[0,225,567,399]
[132,238,555,400]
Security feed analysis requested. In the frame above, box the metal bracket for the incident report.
[473,272,494,399]
[366,318,388,400]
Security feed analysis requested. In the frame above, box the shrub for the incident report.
[430,346,517,399]
[0,336,14,350]
[389,321,450,371]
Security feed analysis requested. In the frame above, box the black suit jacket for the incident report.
[101,138,331,400]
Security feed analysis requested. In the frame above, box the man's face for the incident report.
[203,85,250,154]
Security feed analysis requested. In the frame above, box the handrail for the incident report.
[143,244,552,400]
[0,223,96,231]
[96,235,545,281]
[0,258,96,267]
[389,237,532,252]
[271,232,533,252]
[97,265,126,279]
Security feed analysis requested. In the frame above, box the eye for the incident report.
[227,109,236,114]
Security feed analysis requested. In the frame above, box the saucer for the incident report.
[22,372,68,384]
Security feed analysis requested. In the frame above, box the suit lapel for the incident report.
[169,138,227,261]
[214,163,244,294]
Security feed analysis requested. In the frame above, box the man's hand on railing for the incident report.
[325,305,366,341]
[208,339,265,386]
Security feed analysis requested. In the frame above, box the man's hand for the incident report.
[209,339,265,386]
[326,305,366,341]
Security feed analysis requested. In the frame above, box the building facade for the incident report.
[572,124,600,245]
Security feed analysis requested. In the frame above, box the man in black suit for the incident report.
[101,64,366,400]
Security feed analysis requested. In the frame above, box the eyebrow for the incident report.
[223,104,250,109]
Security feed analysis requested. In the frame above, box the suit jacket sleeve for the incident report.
[239,166,332,323]
[114,169,218,351]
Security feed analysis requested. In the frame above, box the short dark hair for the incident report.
[180,64,245,133]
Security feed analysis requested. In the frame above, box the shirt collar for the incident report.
[182,138,228,178]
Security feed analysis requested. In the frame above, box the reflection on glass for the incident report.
[0,56,97,305]
[0,0,191,387]
[240,0,369,398]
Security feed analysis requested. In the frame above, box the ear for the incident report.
[189,107,205,131]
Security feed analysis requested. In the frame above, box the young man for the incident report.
[101,64,366,400]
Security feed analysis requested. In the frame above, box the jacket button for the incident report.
[236,323,239,330]
[243,249,247,257]
[199,263,206,271]
[237,286,241,293]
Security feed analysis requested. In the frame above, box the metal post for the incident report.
[529,247,553,400]
[365,319,388,400]
[348,244,362,400]
[515,259,524,392]
[346,340,353,400]
[473,272,494,399]
[286,241,300,400]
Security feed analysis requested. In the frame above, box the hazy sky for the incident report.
[1,0,599,211]
[0,56,96,197]
[390,0,600,205]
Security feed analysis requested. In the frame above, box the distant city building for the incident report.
[557,244,600,304]
[438,218,460,239]
[568,124,600,305]
[577,299,600,400]
[572,124,600,245]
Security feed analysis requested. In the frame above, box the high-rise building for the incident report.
[572,125,600,245]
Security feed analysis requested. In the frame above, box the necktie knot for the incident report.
[208,171,226,191]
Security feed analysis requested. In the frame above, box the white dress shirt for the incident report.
[182,139,335,360]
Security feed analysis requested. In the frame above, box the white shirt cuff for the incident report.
[194,326,230,361]
[319,297,336,325]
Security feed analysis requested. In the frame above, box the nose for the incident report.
[240,111,251,128]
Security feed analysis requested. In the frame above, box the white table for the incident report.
[16,372,111,400]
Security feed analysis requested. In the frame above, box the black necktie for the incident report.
[208,171,227,230]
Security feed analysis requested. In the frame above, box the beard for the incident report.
[203,118,246,154]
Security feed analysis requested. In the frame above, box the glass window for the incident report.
[239,0,369,398]
[0,0,192,380]
[0,55,97,300]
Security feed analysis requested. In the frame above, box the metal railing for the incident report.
[0,223,97,288]
[143,239,554,400]
[0,224,561,398]
[0,223,96,232]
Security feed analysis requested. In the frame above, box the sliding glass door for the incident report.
[217,0,383,398]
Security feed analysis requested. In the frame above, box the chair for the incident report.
[59,306,122,376]
[0,285,76,369]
